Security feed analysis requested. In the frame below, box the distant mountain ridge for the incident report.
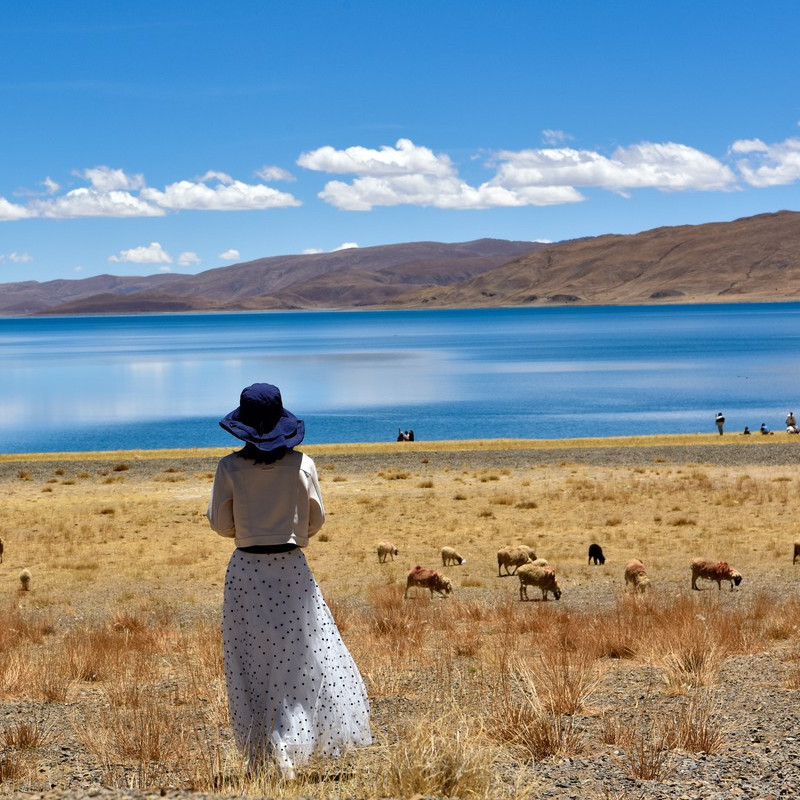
[0,239,542,315]
[1,211,799,315]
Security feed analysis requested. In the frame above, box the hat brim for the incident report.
[219,406,305,452]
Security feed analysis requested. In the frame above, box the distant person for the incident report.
[397,428,405,441]
[715,412,725,435]
[742,426,751,435]
[407,429,415,441]
[760,422,772,435]
[786,412,799,434]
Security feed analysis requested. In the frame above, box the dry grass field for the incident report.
[2,435,800,799]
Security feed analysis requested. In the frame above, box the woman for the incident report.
[207,383,371,778]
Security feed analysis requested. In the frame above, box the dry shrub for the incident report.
[2,716,50,749]
[489,655,585,760]
[661,690,724,753]
[382,708,492,799]
[613,718,673,782]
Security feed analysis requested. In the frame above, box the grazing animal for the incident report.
[441,546,466,566]
[531,558,549,567]
[404,566,453,598]
[19,568,31,591]
[624,559,650,593]
[497,545,535,576]
[691,558,743,591]
[794,542,800,565]
[0,537,3,564]
[377,541,399,563]
[517,564,562,601]
[588,543,606,565]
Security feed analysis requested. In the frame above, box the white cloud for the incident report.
[731,136,800,187]
[77,166,146,192]
[32,188,164,218]
[7,251,33,263]
[42,176,60,194]
[490,143,736,195]
[109,242,172,264]
[256,165,295,182]
[0,196,33,220]
[298,138,455,178]
[74,266,84,273]
[219,249,240,260]
[302,247,324,254]
[542,129,573,145]
[177,251,201,267]
[335,242,359,250]
[140,176,301,211]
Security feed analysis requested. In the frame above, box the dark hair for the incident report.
[236,442,290,464]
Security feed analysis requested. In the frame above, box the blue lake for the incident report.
[2,304,800,453]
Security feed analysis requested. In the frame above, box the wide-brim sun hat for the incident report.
[219,383,305,452]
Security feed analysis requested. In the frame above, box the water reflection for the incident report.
[1,304,800,452]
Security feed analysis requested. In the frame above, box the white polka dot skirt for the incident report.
[223,548,371,772]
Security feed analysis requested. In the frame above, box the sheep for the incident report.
[531,557,549,567]
[588,543,606,565]
[691,558,743,591]
[497,545,535,576]
[377,541,398,563]
[794,542,800,565]
[404,566,453,598]
[624,558,650,593]
[517,564,562,601]
[19,568,31,591]
[441,546,466,566]
[0,537,3,564]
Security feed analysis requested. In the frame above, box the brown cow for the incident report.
[404,565,453,598]
[691,558,742,591]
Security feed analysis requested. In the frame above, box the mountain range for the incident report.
[1,210,798,315]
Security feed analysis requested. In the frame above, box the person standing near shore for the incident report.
[207,383,371,778]
[715,412,725,435]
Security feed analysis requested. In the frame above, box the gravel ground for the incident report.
[3,440,800,800]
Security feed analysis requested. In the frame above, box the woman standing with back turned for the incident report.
[207,383,371,778]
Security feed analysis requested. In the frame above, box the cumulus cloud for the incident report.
[140,175,301,211]
[490,143,736,195]
[731,136,800,187]
[0,251,34,263]
[176,251,201,267]
[256,165,295,182]
[219,249,240,260]
[335,242,359,250]
[0,196,34,220]
[109,242,172,264]
[32,188,165,219]
[299,137,734,211]
[77,166,146,192]
[2,166,301,220]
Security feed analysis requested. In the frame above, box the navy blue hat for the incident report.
[219,383,305,452]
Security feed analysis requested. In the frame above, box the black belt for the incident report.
[237,544,298,554]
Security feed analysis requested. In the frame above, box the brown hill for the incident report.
[387,210,800,308]
[0,239,540,315]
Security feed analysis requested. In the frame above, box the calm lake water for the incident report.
[2,304,800,453]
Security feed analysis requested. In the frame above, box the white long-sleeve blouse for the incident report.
[206,450,325,548]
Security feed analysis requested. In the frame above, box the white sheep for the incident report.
[624,558,650,593]
[441,546,466,566]
[531,557,549,567]
[517,563,562,601]
[497,545,535,576]
[376,541,399,563]
[19,568,31,591]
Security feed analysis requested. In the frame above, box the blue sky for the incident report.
[2,1,800,283]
